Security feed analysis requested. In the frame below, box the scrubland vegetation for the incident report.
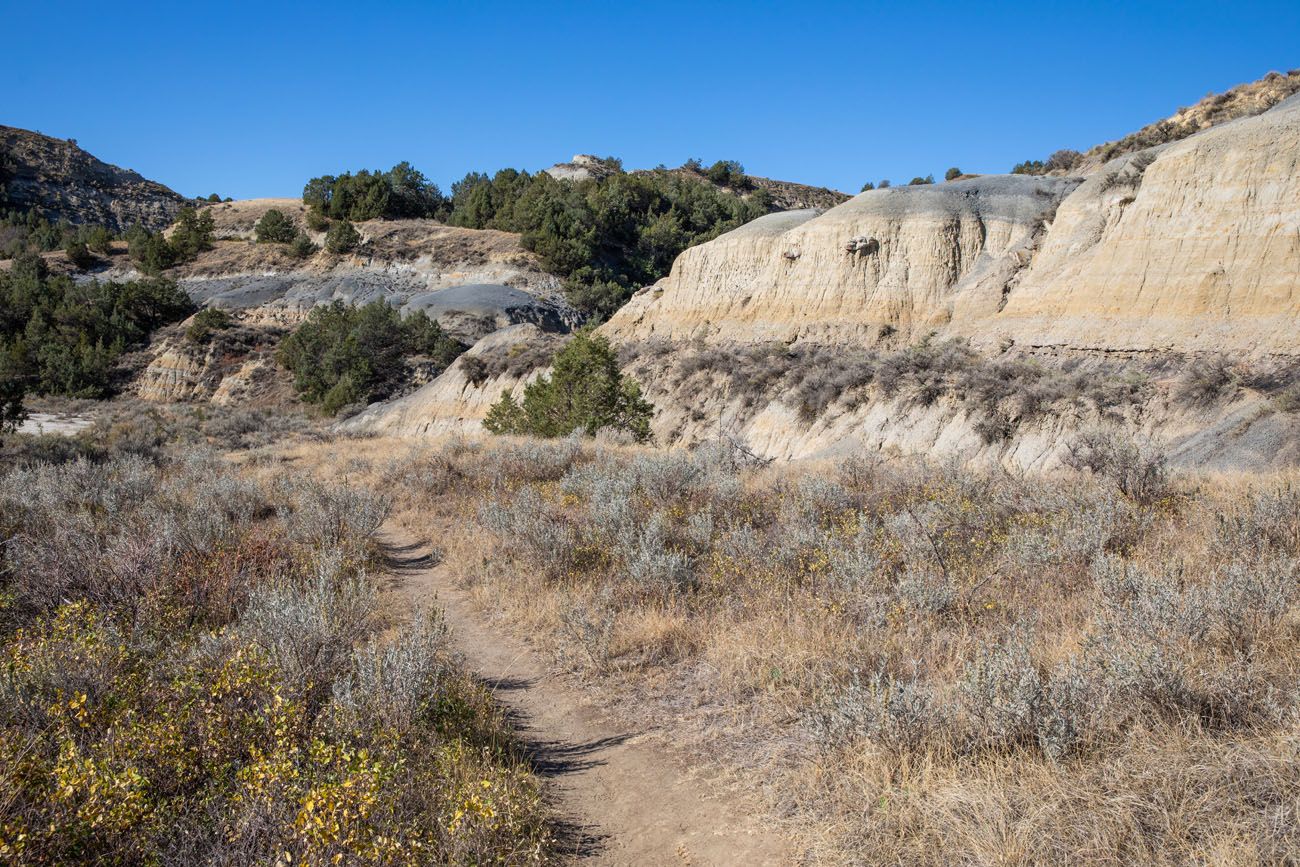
[0,418,552,864]
[277,301,467,415]
[301,158,774,319]
[333,433,1300,864]
[0,253,192,418]
[483,330,654,442]
[0,209,115,261]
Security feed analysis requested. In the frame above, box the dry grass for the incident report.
[0,435,553,864]
[291,433,1300,865]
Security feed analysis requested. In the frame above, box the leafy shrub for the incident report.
[908,175,935,185]
[1046,149,1083,171]
[1062,427,1168,502]
[64,239,95,269]
[253,208,297,243]
[0,253,193,398]
[289,231,318,259]
[277,301,467,414]
[324,219,360,254]
[304,208,330,232]
[167,206,216,260]
[124,207,214,275]
[0,451,553,864]
[704,159,750,189]
[483,330,654,441]
[944,167,962,181]
[185,306,233,344]
[1175,355,1237,405]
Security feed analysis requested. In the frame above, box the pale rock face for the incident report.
[994,95,1300,354]
[135,345,203,402]
[602,176,1078,346]
[341,324,551,438]
[605,94,1300,358]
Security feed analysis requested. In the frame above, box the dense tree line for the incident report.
[446,165,771,318]
[277,300,466,415]
[302,162,446,223]
[302,158,773,319]
[0,253,193,422]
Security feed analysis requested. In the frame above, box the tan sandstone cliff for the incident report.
[603,93,1300,357]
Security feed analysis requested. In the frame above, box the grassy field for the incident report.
[0,423,552,865]
[284,432,1300,865]
[4,408,1297,864]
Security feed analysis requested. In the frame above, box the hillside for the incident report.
[1083,68,1300,166]
[358,78,1300,471]
[0,125,187,231]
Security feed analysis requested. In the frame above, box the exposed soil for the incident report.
[377,525,792,866]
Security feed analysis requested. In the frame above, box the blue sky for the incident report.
[4,1,1297,199]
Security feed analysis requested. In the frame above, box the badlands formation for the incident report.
[364,88,1300,468]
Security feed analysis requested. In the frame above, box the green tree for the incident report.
[945,167,962,181]
[482,329,653,441]
[131,231,176,275]
[185,307,233,344]
[82,225,114,253]
[324,220,360,254]
[0,252,191,398]
[254,209,297,243]
[169,207,215,259]
[289,232,318,259]
[277,301,466,414]
[64,239,95,270]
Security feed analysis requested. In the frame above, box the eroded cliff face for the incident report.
[994,96,1300,355]
[604,94,1300,358]
[352,93,1300,468]
[134,318,291,405]
[603,175,1078,347]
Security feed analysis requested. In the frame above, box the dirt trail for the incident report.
[378,527,792,866]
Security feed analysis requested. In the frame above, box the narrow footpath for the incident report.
[378,527,792,866]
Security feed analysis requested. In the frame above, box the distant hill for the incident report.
[0,125,187,232]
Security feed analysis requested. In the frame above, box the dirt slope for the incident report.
[379,525,792,866]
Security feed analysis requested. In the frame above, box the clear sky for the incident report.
[5,1,1297,199]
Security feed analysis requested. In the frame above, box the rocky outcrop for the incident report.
[992,95,1300,355]
[544,155,623,182]
[0,126,187,232]
[341,324,559,437]
[603,175,1079,346]
[605,93,1300,358]
[135,318,290,404]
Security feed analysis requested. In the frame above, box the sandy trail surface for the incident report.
[378,525,792,866]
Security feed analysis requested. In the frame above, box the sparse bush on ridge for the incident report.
[323,218,360,254]
[253,207,297,243]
